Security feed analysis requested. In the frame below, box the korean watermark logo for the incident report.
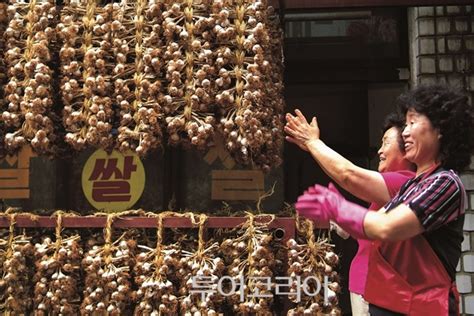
[190,275,331,303]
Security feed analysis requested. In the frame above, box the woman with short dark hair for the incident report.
[285,109,415,315]
[296,84,473,315]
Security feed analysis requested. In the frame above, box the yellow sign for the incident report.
[82,149,145,212]
[0,145,35,199]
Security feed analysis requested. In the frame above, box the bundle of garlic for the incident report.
[0,3,7,157]
[2,0,58,155]
[177,214,225,316]
[1,214,35,314]
[253,6,284,171]
[0,2,7,100]
[286,219,341,316]
[220,213,275,315]
[133,213,180,315]
[80,215,136,315]
[215,0,284,171]
[33,213,83,315]
[162,0,216,149]
[59,0,114,151]
[0,229,7,314]
[113,0,165,155]
[265,7,284,115]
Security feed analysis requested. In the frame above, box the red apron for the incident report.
[365,167,463,316]
[365,236,459,315]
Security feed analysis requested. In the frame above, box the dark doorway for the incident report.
[282,7,409,315]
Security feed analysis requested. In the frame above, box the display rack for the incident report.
[0,215,296,243]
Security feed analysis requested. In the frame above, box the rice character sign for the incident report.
[82,149,145,212]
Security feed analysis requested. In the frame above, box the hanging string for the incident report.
[6,213,17,258]
[196,213,208,258]
[53,210,64,260]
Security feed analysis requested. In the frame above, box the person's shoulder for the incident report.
[381,170,415,183]
[424,169,462,186]
[380,170,416,195]
[393,170,416,179]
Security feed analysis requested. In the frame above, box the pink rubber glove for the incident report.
[296,183,369,239]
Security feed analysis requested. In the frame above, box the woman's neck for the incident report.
[416,161,439,176]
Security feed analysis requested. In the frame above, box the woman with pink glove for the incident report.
[296,85,473,315]
[285,110,415,315]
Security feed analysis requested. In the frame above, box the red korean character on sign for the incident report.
[82,150,145,212]
[89,156,137,202]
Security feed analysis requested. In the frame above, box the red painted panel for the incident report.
[0,215,296,242]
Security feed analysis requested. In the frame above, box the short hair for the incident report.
[397,84,474,172]
[382,112,406,153]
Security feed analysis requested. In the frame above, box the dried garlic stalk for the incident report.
[162,0,216,149]
[221,213,275,315]
[1,214,35,314]
[216,0,284,171]
[3,0,58,154]
[33,213,83,315]
[287,219,341,316]
[114,0,164,155]
[134,213,180,315]
[60,0,114,151]
[0,224,7,314]
[80,214,136,314]
[0,3,7,157]
[178,214,225,316]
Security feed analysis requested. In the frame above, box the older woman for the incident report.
[296,84,473,315]
[285,110,415,315]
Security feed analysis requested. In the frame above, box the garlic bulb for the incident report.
[214,0,284,171]
[177,214,225,316]
[134,246,181,315]
[2,231,35,314]
[3,0,58,155]
[0,0,285,171]
[33,234,83,316]
[162,0,216,149]
[0,3,7,157]
[134,214,180,315]
[286,219,341,315]
[80,217,136,315]
[113,0,164,156]
[220,213,275,315]
[0,231,7,313]
[59,0,114,151]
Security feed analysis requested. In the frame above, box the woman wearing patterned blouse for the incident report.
[296,84,473,315]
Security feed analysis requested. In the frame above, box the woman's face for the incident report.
[402,109,441,167]
[377,127,406,172]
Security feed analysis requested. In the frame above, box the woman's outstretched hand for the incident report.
[284,109,320,151]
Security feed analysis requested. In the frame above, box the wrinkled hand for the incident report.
[295,183,346,222]
[284,109,320,152]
